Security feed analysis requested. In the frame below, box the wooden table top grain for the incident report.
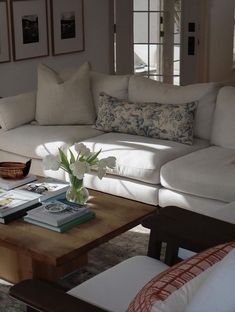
[0,190,157,267]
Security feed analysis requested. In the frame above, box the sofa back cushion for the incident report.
[0,92,36,130]
[128,75,220,140]
[211,86,235,149]
[127,241,235,312]
[60,68,129,111]
[36,62,96,125]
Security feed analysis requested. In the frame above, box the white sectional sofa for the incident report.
[0,65,234,218]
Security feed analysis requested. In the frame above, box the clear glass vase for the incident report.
[66,175,89,205]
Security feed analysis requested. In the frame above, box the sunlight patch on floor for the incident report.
[0,279,13,286]
[129,224,150,234]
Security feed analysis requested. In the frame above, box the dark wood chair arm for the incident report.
[10,279,107,312]
[142,206,235,265]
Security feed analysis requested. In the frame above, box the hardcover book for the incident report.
[24,211,96,233]
[18,177,69,201]
[26,200,90,226]
[0,189,41,217]
[0,175,37,191]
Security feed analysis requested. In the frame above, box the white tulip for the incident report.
[105,156,116,169]
[70,161,89,180]
[43,154,60,171]
[97,166,106,180]
[74,143,91,157]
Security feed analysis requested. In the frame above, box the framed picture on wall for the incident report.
[10,0,49,61]
[50,0,84,55]
[0,0,10,63]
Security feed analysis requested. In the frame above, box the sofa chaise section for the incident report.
[160,86,235,216]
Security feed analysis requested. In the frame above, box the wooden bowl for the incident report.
[0,159,31,180]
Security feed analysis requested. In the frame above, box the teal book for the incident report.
[24,211,96,233]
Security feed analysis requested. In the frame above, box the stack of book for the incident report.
[24,199,95,232]
[0,177,70,224]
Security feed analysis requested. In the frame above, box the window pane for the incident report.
[174,33,180,45]
[134,44,148,74]
[174,0,181,11]
[173,76,180,85]
[174,45,180,61]
[150,12,163,43]
[150,0,164,11]
[150,44,163,74]
[149,75,163,82]
[173,61,180,76]
[134,0,148,11]
[134,12,148,43]
[174,11,181,33]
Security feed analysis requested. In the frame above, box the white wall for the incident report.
[208,0,235,82]
[0,0,113,97]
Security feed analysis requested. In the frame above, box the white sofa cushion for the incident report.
[0,92,36,130]
[211,86,235,149]
[84,172,160,205]
[159,188,227,217]
[0,124,102,160]
[68,256,169,312]
[95,93,197,145]
[186,249,235,312]
[60,69,129,111]
[128,75,220,140]
[81,132,209,184]
[36,62,96,125]
[161,146,235,202]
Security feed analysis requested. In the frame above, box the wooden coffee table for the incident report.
[0,190,157,283]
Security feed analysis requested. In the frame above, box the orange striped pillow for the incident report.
[127,241,235,312]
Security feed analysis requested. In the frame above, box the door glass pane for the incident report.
[174,45,180,61]
[174,61,180,76]
[150,0,164,11]
[133,0,181,85]
[150,44,163,75]
[134,44,148,74]
[134,0,148,11]
[173,76,180,85]
[174,0,181,11]
[134,12,148,43]
[149,75,163,82]
[150,12,163,43]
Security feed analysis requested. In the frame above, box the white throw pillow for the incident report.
[186,248,235,312]
[0,92,36,130]
[35,62,96,125]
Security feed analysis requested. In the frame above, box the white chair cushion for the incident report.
[0,92,36,130]
[161,146,235,202]
[211,86,235,149]
[128,75,220,140]
[81,133,209,184]
[0,125,102,160]
[36,62,96,125]
[186,249,235,312]
[68,256,169,312]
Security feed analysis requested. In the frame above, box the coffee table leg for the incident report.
[0,245,87,283]
[147,228,162,259]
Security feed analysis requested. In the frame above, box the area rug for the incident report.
[0,225,152,311]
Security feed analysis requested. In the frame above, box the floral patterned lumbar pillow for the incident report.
[95,92,197,145]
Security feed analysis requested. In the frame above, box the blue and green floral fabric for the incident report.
[95,92,197,145]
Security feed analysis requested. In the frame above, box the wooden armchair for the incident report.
[10,206,235,312]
